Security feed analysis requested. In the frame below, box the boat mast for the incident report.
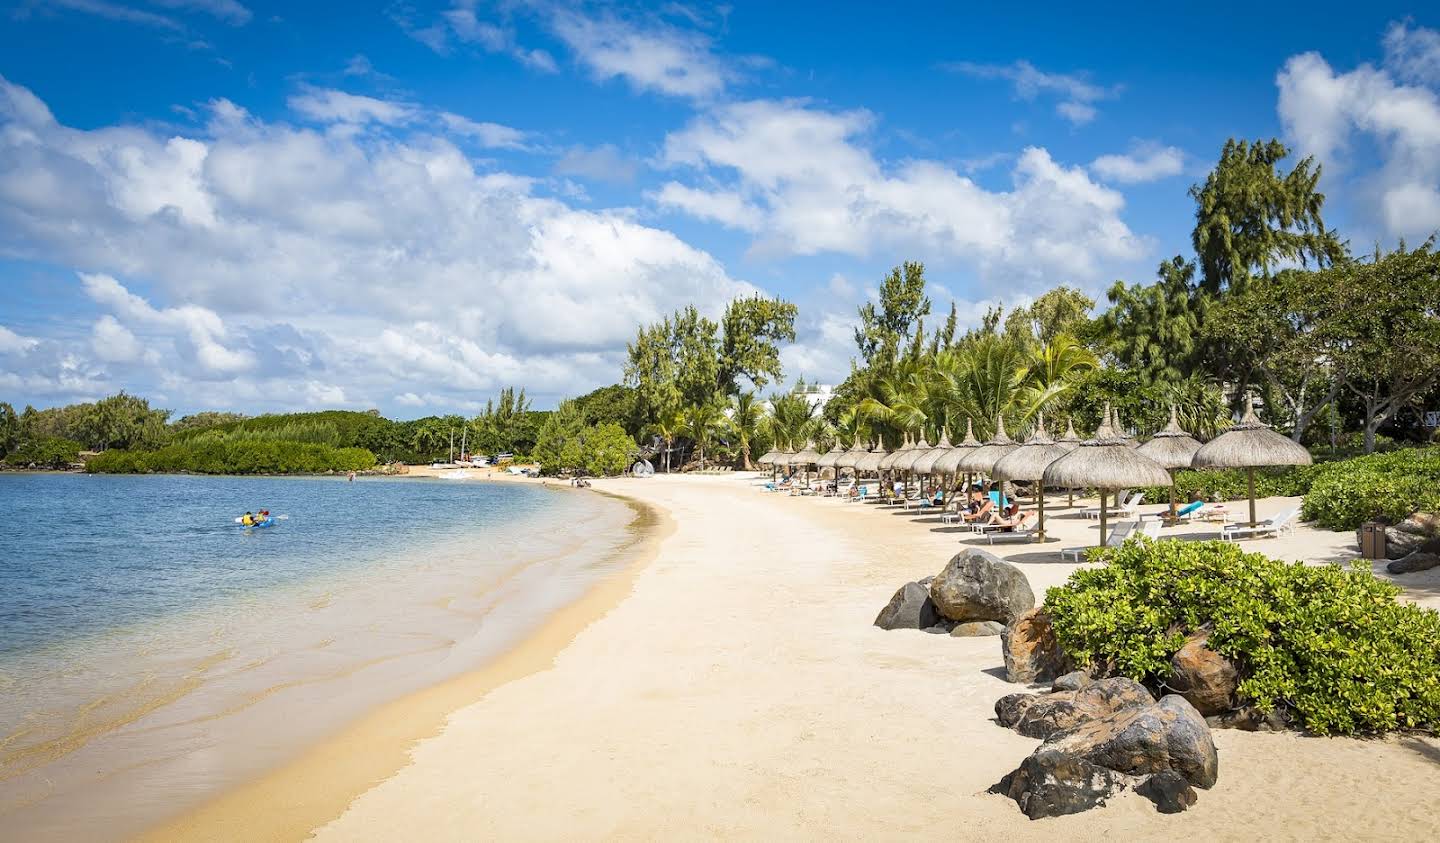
[448,428,454,463]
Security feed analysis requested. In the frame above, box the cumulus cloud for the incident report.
[0,325,40,355]
[439,112,530,150]
[1277,22,1440,239]
[549,10,729,99]
[288,87,418,126]
[399,1,558,72]
[0,74,755,411]
[150,0,252,26]
[656,99,1148,286]
[1090,142,1186,183]
[944,60,1120,125]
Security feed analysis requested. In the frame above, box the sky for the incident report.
[2,1,1438,418]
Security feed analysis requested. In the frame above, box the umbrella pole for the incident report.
[1169,470,1177,521]
[1100,496,1109,547]
[1248,467,1257,527]
[1037,487,1046,542]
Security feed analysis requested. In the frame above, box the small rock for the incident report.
[1169,633,1238,716]
[1206,706,1291,732]
[1392,512,1440,536]
[1136,771,1197,814]
[874,582,941,630]
[1001,608,1075,684]
[989,749,1131,820]
[995,677,1155,739]
[951,620,1005,637]
[1387,548,1440,574]
[1052,671,1093,692]
[1042,695,1219,789]
[928,549,1036,624]
[1384,527,1427,559]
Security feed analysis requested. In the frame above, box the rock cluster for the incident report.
[991,682,1219,819]
[874,549,1034,633]
[1368,512,1440,572]
[1000,609,1073,683]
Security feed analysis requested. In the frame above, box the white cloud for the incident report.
[0,74,754,412]
[650,183,762,230]
[945,60,1120,125]
[288,87,417,126]
[0,325,39,354]
[439,113,530,150]
[91,315,147,363]
[402,1,559,73]
[1383,20,1440,85]
[549,11,728,99]
[658,99,1148,285]
[46,0,183,31]
[150,0,252,26]
[553,144,641,184]
[1277,24,1440,240]
[1090,143,1186,183]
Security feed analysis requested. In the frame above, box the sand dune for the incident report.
[310,474,1440,841]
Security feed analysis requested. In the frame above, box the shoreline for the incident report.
[137,489,670,842]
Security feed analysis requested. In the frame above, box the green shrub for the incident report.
[1300,447,1440,530]
[86,440,375,475]
[2,436,83,468]
[1140,465,1315,505]
[1045,539,1440,735]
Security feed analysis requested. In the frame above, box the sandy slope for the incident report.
[315,474,1440,841]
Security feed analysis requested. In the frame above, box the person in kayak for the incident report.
[241,511,257,526]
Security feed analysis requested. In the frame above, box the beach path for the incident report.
[315,473,1440,841]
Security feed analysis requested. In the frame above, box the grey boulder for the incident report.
[1041,694,1219,789]
[1387,548,1440,574]
[1052,671,1093,692]
[928,549,1035,624]
[874,582,941,630]
[951,620,1005,637]
[989,749,1131,820]
[995,677,1155,739]
[1136,770,1198,814]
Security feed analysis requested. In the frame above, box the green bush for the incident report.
[1300,447,1440,530]
[2,436,83,468]
[86,440,375,475]
[1045,538,1440,735]
[1140,465,1315,505]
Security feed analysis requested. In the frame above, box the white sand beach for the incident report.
[269,472,1440,841]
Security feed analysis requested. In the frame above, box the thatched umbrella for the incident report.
[791,440,822,486]
[1136,406,1203,520]
[877,435,910,473]
[911,431,952,479]
[992,415,1069,541]
[815,442,844,486]
[1043,423,1173,547]
[834,438,868,483]
[855,440,888,477]
[1113,408,1140,449]
[1192,396,1312,527]
[933,419,982,498]
[1057,419,1081,452]
[958,416,1018,505]
[894,435,931,496]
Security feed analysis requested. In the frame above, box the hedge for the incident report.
[86,440,376,475]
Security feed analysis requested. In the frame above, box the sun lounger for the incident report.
[1082,489,1131,520]
[983,516,1038,544]
[1222,506,1300,541]
[1061,520,1137,561]
[1166,500,1205,522]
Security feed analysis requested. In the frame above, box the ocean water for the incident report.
[0,473,639,841]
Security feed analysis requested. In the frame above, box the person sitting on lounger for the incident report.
[991,510,1033,532]
[985,499,1021,525]
[962,496,994,523]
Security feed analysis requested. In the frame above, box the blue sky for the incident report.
[2,1,1438,417]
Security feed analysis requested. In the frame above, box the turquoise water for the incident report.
[0,473,558,657]
[0,473,637,841]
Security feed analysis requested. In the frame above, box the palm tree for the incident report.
[680,398,726,471]
[646,412,683,473]
[767,392,818,451]
[728,392,764,469]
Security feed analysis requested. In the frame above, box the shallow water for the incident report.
[0,473,637,841]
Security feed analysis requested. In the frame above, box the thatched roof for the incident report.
[855,441,888,472]
[756,448,779,465]
[992,416,1070,482]
[1193,397,1313,469]
[1112,407,1140,448]
[878,436,912,471]
[1057,418,1081,452]
[957,415,1018,474]
[775,449,797,466]
[893,436,932,472]
[791,441,822,466]
[933,419,981,474]
[815,442,845,468]
[1135,406,1202,469]
[834,439,869,470]
[1043,422,1174,489]
[911,432,953,475]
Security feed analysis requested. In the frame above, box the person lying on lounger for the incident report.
[985,499,1022,525]
[989,510,1033,532]
[961,496,994,523]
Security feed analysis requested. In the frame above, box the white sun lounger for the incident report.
[1061,520,1137,561]
[1222,506,1300,541]
[1083,490,1141,520]
[983,518,1038,544]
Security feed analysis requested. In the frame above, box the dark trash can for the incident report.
[1360,522,1387,559]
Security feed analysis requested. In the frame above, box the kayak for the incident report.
[236,516,275,528]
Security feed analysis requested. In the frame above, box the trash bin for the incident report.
[1360,522,1387,559]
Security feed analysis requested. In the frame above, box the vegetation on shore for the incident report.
[1046,538,1440,736]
